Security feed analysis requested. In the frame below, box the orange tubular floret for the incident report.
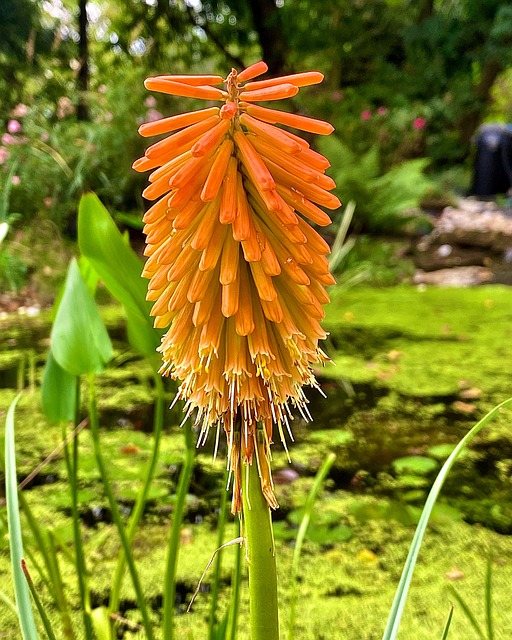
[144,78,227,100]
[172,199,205,230]
[249,261,277,302]
[220,102,237,119]
[148,151,192,183]
[144,115,221,160]
[239,113,301,154]
[155,74,224,86]
[169,154,209,189]
[243,71,324,91]
[201,139,234,202]
[188,267,216,303]
[191,198,222,251]
[296,147,331,171]
[142,197,169,224]
[219,158,239,224]
[199,223,228,271]
[138,107,220,137]
[233,131,275,192]
[233,172,252,242]
[237,61,269,83]
[244,103,334,135]
[220,231,240,285]
[296,218,331,254]
[249,134,318,183]
[133,156,160,172]
[191,119,231,157]
[239,83,299,102]
[275,184,332,227]
[263,157,341,211]
[222,278,240,317]
[235,261,255,335]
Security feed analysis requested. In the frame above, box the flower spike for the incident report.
[136,62,339,513]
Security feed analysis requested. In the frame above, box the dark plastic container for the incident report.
[471,124,512,196]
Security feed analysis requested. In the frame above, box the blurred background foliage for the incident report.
[1,0,512,235]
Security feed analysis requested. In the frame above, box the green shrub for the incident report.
[319,136,432,234]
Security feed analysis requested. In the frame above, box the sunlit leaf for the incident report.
[41,352,77,424]
[51,258,112,375]
[77,193,160,356]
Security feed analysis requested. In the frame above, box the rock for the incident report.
[413,197,512,283]
[452,400,477,415]
[413,267,493,287]
[445,566,465,581]
[459,387,482,400]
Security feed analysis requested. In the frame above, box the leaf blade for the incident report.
[5,395,40,640]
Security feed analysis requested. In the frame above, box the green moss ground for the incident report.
[2,284,512,638]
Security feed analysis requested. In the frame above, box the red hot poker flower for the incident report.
[135,61,339,513]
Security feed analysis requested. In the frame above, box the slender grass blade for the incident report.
[440,606,454,640]
[5,395,40,639]
[22,560,58,640]
[381,397,512,640]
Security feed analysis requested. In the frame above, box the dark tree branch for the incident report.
[458,59,503,145]
[246,0,289,74]
[417,0,435,24]
[185,6,246,71]
[77,0,89,120]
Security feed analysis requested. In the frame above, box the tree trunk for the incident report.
[458,59,502,146]
[247,0,288,74]
[77,0,89,121]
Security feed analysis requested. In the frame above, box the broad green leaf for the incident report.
[0,221,9,244]
[41,352,77,424]
[126,308,161,366]
[78,255,100,296]
[5,395,40,640]
[77,193,160,356]
[51,258,112,376]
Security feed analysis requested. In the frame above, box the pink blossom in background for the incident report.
[413,117,427,130]
[2,133,16,145]
[146,108,164,122]
[98,84,107,94]
[40,132,50,142]
[57,96,74,119]
[104,112,113,122]
[11,175,20,186]
[12,104,29,118]
[360,109,372,121]
[377,106,388,116]
[331,90,343,102]
[144,95,157,108]
[43,197,53,208]
[7,120,21,134]
[0,147,9,164]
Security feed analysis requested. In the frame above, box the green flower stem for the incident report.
[242,454,279,640]
[87,374,155,640]
[226,518,242,640]
[109,374,165,631]
[162,419,195,640]
[61,383,94,640]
